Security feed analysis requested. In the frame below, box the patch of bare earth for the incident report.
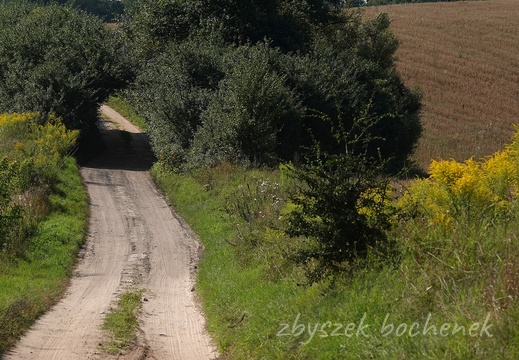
[6,106,218,359]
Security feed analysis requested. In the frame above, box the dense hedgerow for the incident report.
[124,2,422,270]
[188,43,303,168]
[126,39,226,166]
[122,0,346,61]
[127,11,421,171]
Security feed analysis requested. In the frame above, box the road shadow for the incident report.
[80,118,156,171]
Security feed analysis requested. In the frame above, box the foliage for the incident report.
[0,113,78,259]
[127,39,225,166]
[8,0,125,22]
[0,2,129,130]
[151,159,519,359]
[188,44,302,168]
[65,0,124,22]
[281,13,422,171]
[122,0,345,61]
[0,111,86,355]
[125,3,422,171]
[399,129,519,231]
[0,156,87,355]
[283,146,394,281]
[0,158,26,257]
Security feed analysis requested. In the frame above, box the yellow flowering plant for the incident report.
[0,112,79,257]
[399,128,519,230]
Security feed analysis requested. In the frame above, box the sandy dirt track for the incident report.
[6,106,218,359]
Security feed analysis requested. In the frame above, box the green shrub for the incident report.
[125,8,422,172]
[283,154,394,282]
[188,44,302,168]
[127,39,225,166]
[122,0,346,60]
[280,13,422,171]
[0,113,78,259]
[0,2,129,130]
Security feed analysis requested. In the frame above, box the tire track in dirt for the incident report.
[6,106,218,359]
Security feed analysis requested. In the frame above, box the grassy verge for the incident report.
[0,156,88,354]
[102,290,143,355]
[114,95,519,358]
[151,161,519,359]
[106,95,147,131]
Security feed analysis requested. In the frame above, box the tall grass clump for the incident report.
[390,128,519,359]
[0,112,87,354]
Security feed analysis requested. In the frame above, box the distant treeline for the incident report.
[9,0,131,22]
[350,0,460,5]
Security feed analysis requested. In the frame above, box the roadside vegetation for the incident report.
[1,0,517,358]
[0,1,130,131]
[0,113,88,353]
[149,138,519,358]
[114,0,519,358]
[0,1,125,355]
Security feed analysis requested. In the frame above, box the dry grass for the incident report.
[364,0,519,170]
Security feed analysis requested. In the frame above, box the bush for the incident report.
[188,44,302,168]
[0,113,78,259]
[282,115,396,282]
[122,0,346,61]
[281,13,422,170]
[0,2,128,130]
[399,130,519,231]
[126,6,422,172]
[127,39,225,166]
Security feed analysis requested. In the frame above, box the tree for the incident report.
[124,1,421,171]
[6,0,125,22]
[66,0,124,22]
[122,0,346,61]
[0,2,129,130]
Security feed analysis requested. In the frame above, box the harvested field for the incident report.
[364,0,519,170]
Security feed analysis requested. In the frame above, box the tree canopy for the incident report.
[0,2,129,130]
[124,1,421,171]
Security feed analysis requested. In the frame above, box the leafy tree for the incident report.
[122,0,346,61]
[124,0,421,171]
[7,0,125,22]
[127,39,225,166]
[66,0,124,22]
[0,2,129,130]
[281,13,422,171]
[188,44,302,168]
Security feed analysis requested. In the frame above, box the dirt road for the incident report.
[6,106,218,359]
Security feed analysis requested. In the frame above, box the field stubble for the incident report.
[365,0,519,170]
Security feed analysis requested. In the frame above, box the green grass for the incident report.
[151,162,519,359]
[102,290,143,355]
[106,95,147,131]
[108,93,518,358]
[0,157,88,354]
